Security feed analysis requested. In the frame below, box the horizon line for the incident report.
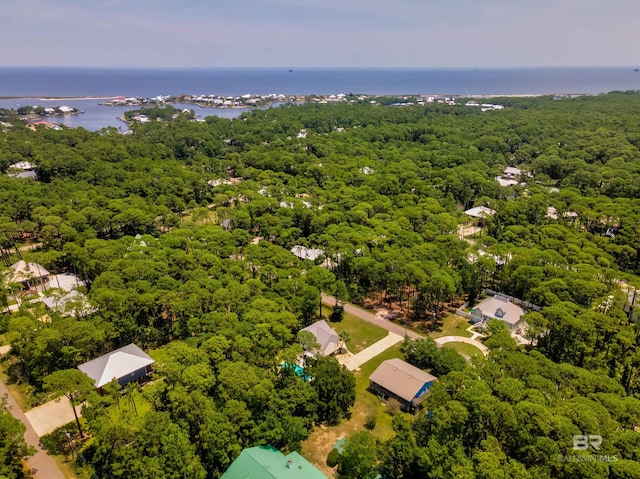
[1,65,638,71]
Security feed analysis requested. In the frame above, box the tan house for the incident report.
[369,358,437,412]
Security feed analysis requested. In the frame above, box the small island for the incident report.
[97,92,516,113]
[101,93,288,109]
[16,104,82,117]
[121,105,196,125]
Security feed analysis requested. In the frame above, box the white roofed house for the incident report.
[9,161,36,171]
[39,290,97,318]
[503,166,522,177]
[78,343,154,390]
[463,206,496,231]
[300,320,341,356]
[464,206,496,219]
[4,261,50,295]
[471,294,525,331]
[8,170,37,179]
[495,176,520,187]
[290,245,325,262]
[7,161,37,180]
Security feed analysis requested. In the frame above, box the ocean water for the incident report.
[2,66,640,97]
[0,67,639,131]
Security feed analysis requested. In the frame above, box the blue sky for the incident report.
[1,0,638,67]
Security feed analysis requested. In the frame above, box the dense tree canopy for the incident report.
[0,397,31,479]
[2,93,640,477]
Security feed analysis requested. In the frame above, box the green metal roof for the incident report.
[221,445,327,479]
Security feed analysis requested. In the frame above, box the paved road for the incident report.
[17,242,42,252]
[322,294,423,340]
[0,378,66,479]
[322,294,489,355]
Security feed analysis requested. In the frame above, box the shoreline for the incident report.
[0,96,116,101]
[0,92,580,102]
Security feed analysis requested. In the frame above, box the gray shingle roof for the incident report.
[474,295,524,325]
[301,320,340,356]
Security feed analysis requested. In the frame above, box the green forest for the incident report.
[1,92,640,478]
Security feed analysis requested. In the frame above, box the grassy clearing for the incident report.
[182,209,218,225]
[443,342,484,358]
[106,388,152,420]
[321,306,387,354]
[301,344,406,478]
[429,314,472,339]
[51,454,82,479]
[0,363,34,411]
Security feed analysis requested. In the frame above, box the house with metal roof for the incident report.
[300,320,341,356]
[78,344,154,389]
[4,261,50,293]
[8,161,36,171]
[503,166,522,177]
[369,358,437,412]
[38,290,97,318]
[290,245,324,261]
[463,206,496,218]
[221,445,326,479]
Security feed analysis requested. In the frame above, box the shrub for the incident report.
[40,427,73,455]
[326,448,340,467]
[364,413,377,430]
[330,305,345,323]
[386,398,401,415]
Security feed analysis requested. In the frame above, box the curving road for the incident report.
[321,294,489,356]
[433,335,489,356]
[0,377,66,479]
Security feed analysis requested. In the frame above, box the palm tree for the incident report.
[338,331,351,353]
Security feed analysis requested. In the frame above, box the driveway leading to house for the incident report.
[25,396,79,437]
[434,336,490,356]
[322,294,490,357]
[322,294,423,340]
[0,378,66,479]
[338,332,404,371]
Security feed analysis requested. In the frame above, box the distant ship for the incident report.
[288,69,294,73]
[635,68,639,72]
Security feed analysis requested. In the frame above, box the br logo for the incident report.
[573,435,602,451]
